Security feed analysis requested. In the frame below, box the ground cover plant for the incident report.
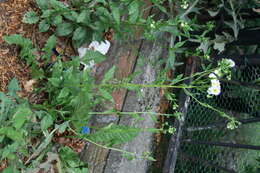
[1,0,260,172]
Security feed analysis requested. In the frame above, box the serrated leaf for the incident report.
[42,35,56,59]
[41,10,54,18]
[129,0,139,22]
[88,124,140,145]
[82,49,106,64]
[77,10,90,24]
[3,34,32,47]
[36,0,49,10]
[41,114,53,131]
[102,66,116,84]
[39,19,50,32]
[13,106,32,129]
[56,22,74,36]
[49,0,68,9]
[110,3,120,25]
[99,89,113,102]
[0,127,24,142]
[58,87,70,99]
[52,15,63,25]
[23,11,39,24]
[48,78,61,87]
[63,11,78,21]
[72,27,87,41]
[8,78,21,96]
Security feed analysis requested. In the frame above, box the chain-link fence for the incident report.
[173,62,260,173]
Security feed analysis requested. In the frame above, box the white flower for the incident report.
[89,40,110,55]
[82,60,95,70]
[150,21,156,29]
[226,59,235,68]
[209,73,217,79]
[211,79,220,87]
[207,85,221,96]
[214,69,222,77]
[181,1,189,9]
[78,40,111,58]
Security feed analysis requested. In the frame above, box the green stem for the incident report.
[89,111,177,117]
[99,83,196,89]
[183,88,234,121]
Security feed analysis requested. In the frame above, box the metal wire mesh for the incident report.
[174,64,260,173]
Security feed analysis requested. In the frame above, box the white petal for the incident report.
[78,47,88,58]
[214,69,222,77]
[209,73,217,79]
[207,86,221,95]
[227,59,235,67]
[211,79,220,87]
[89,40,110,55]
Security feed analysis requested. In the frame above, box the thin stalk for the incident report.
[99,83,196,89]
[69,128,154,160]
[183,88,234,121]
[180,0,200,19]
[89,111,177,117]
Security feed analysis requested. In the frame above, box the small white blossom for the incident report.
[226,59,235,68]
[181,1,189,9]
[150,21,156,29]
[209,73,217,79]
[214,69,222,77]
[211,79,220,87]
[207,85,221,96]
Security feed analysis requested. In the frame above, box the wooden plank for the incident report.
[79,1,153,172]
[163,57,198,173]
[103,33,168,173]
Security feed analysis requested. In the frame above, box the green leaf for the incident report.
[52,15,63,25]
[3,34,32,48]
[39,19,50,32]
[41,114,53,131]
[0,127,24,142]
[41,10,54,18]
[110,3,120,25]
[102,66,116,84]
[49,0,68,10]
[36,0,49,10]
[7,78,20,95]
[13,106,32,129]
[63,11,78,21]
[72,27,87,41]
[42,35,56,59]
[77,10,90,24]
[88,124,140,145]
[57,121,69,133]
[23,11,39,24]
[129,0,139,23]
[56,22,74,36]
[58,87,70,99]
[99,89,113,102]
[82,49,106,64]
[48,78,61,87]
[2,167,19,173]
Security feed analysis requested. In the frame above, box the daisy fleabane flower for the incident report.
[207,85,221,96]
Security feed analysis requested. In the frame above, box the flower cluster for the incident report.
[207,59,235,96]
[181,0,189,9]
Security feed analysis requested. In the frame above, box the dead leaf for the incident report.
[24,79,37,92]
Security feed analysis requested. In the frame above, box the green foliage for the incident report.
[23,11,39,24]
[88,124,140,146]
[4,0,260,172]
